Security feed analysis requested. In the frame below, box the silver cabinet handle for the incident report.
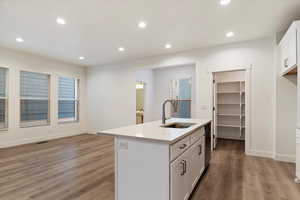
[284,58,289,68]
[180,160,185,176]
[198,144,202,155]
[183,160,187,174]
[179,144,187,149]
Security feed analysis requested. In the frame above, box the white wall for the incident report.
[152,65,196,120]
[87,66,136,132]
[87,37,277,159]
[200,38,276,157]
[136,65,196,122]
[1,36,293,161]
[0,47,87,148]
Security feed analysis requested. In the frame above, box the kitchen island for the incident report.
[98,118,212,200]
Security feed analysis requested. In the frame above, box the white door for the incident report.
[297,25,300,128]
[296,131,300,181]
[170,155,190,200]
[212,75,217,149]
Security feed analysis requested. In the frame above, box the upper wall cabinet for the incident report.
[279,21,298,76]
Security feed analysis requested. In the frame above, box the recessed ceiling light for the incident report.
[220,0,231,6]
[226,31,235,37]
[79,56,85,60]
[136,83,144,89]
[118,47,125,52]
[165,43,172,49]
[138,21,147,29]
[56,17,66,25]
[16,37,24,42]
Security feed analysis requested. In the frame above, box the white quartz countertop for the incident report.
[98,118,211,144]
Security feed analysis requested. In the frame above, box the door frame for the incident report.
[209,66,251,154]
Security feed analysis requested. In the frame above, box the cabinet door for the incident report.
[280,38,289,71]
[187,138,205,190]
[288,28,297,68]
[279,24,298,74]
[170,156,190,200]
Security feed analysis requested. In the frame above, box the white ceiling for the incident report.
[1,0,300,67]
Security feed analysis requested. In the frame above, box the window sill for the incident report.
[20,120,50,128]
[58,119,79,125]
[0,122,7,131]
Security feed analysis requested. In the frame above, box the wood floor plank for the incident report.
[191,139,300,200]
[0,135,299,200]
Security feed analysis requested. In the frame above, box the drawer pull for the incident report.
[198,144,202,155]
[180,160,185,176]
[179,144,187,149]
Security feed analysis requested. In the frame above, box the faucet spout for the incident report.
[162,99,177,124]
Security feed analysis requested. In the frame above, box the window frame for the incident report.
[58,77,79,124]
[0,67,8,130]
[19,70,50,128]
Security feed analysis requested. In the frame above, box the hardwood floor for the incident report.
[0,134,115,200]
[0,135,299,200]
[191,139,300,200]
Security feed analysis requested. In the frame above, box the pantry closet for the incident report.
[212,70,249,151]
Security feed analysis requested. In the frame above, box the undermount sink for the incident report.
[160,122,196,129]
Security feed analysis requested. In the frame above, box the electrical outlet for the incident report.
[119,142,128,150]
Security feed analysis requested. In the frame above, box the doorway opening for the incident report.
[212,69,249,154]
[136,82,145,124]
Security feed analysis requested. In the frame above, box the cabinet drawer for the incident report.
[170,136,191,161]
[190,127,204,145]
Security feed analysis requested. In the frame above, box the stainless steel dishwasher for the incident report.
[204,123,211,168]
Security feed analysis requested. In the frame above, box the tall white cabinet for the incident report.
[297,21,300,183]
[279,20,300,183]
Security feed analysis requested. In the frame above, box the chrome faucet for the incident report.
[162,99,178,124]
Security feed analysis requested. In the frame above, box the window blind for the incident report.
[0,68,7,126]
[20,71,49,123]
[0,68,6,98]
[58,77,78,121]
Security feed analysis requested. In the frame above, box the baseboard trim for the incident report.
[0,130,86,148]
[246,149,296,163]
[246,149,273,159]
[275,153,296,163]
[87,129,98,134]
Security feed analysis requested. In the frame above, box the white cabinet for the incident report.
[279,21,298,76]
[296,130,300,183]
[170,154,190,200]
[113,121,211,200]
[170,135,191,161]
[188,138,205,189]
[170,128,205,200]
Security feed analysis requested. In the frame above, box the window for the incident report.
[170,78,192,118]
[20,71,50,127]
[58,77,79,123]
[0,68,8,129]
